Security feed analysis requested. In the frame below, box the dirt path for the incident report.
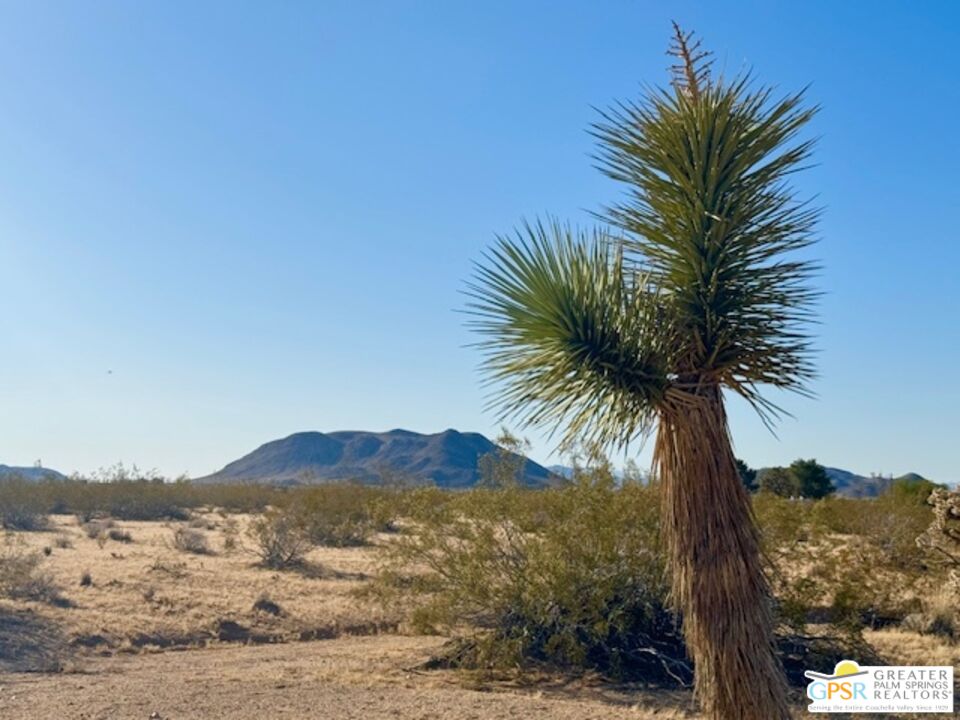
[2,635,701,720]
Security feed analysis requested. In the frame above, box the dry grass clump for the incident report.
[0,534,67,605]
[900,588,958,641]
[221,517,239,552]
[148,557,188,578]
[82,518,115,539]
[172,527,211,555]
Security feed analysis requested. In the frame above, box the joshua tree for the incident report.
[467,25,818,720]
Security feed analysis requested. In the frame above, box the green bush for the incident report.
[758,467,797,497]
[294,484,393,547]
[376,473,686,682]
[755,493,932,634]
[0,471,282,522]
[0,478,49,531]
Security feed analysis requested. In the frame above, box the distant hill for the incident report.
[823,468,940,497]
[195,429,557,488]
[821,467,887,497]
[756,466,935,498]
[0,464,66,482]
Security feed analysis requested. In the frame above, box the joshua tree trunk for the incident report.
[655,387,790,720]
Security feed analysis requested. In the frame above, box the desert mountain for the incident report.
[0,464,66,481]
[194,429,557,488]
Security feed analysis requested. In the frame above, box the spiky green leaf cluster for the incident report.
[467,222,669,449]
[593,76,820,418]
[468,30,820,448]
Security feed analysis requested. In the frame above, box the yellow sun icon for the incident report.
[833,661,862,677]
[804,659,868,682]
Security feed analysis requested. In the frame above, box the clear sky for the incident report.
[1,1,958,481]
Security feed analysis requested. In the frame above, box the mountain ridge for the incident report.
[194,428,556,488]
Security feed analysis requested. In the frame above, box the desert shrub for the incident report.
[900,587,958,641]
[82,518,115,539]
[88,480,191,521]
[107,528,133,543]
[79,570,92,587]
[756,494,928,633]
[247,507,313,569]
[47,465,194,521]
[294,484,392,547]
[53,535,72,549]
[886,476,942,505]
[198,482,279,513]
[188,515,217,530]
[0,477,49,530]
[148,558,187,579]
[758,467,797,497]
[476,429,530,489]
[172,527,210,555]
[0,535,64,604]
[0,469,281,523]
[376,472,685,682]
[811,493,932,570]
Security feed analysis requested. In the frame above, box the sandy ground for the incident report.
[1,513,394,665]
[2,635,703,720]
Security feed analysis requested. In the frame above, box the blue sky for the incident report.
[1,1,957,481]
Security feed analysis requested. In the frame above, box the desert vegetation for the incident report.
[1,468,957,719]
